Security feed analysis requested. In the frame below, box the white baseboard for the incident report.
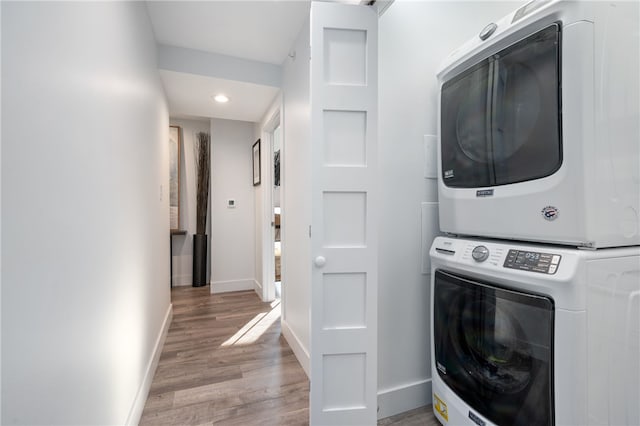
[281,319,310,379]
[211,278,255,294]
[377,378,432,420]
[253,279,263,297]
[125,303,173,426]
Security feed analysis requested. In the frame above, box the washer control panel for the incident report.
[503,249,561,274]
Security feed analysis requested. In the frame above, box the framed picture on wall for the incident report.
[253,139,261,186]
[169,125,181,230]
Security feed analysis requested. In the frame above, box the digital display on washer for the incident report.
[503,249,561,274]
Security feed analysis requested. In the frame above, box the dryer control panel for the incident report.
[503,249,561,274]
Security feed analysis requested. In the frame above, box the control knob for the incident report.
[472,245,490,262]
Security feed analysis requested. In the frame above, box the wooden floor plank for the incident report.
[141,286,439,425]
[379,406,441,426]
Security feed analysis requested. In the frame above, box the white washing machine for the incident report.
[430,236,640,426]
[436,0,639,248]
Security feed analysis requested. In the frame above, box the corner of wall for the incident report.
[377,380,432,420]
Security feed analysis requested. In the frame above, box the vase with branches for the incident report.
[192,131,210,287]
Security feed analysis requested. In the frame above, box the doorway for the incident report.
[259,105,283,305]
[273,122,282,299]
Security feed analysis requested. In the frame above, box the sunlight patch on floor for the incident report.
[220,300,281,347]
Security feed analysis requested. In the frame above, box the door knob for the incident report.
[314,256,326,267]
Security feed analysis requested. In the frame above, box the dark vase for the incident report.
[192,234,208,287]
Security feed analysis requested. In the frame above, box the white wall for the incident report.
[280,17,311,376]
[253,123,265,296]
[169,118,211,286]
[377,0,524,418]
[210,118,257,293]
[1,2,171,425]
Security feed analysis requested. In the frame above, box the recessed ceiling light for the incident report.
[213,94,229,103]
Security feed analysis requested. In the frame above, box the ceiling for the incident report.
[159,70,280,122]
[147,1,311,65]
[146,1,312,122]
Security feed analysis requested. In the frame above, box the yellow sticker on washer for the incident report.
[434,392,448,421]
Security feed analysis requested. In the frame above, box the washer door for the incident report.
[433,269,554,426]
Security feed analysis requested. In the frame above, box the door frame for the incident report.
[259,101,283,303]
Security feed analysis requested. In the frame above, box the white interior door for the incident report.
[309,3,378,424]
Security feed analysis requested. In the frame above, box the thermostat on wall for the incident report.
[227,199,236,208]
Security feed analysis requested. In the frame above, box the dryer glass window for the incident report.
[440,24,561,188]
[433,270,554,426]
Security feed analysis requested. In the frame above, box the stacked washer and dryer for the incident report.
[429,1,639,426]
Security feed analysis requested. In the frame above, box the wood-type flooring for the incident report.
[141,286,438,425]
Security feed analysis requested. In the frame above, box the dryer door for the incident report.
[440,24,561,188]
[433,269,554,426]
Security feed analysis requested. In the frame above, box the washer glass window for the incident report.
[433,270,554,426]
[440,24,562,188]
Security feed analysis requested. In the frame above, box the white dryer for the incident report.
[430,236,640,426]
[436,0,639,248]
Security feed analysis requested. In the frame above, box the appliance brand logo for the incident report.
[468,411,486,426]
[436,361,447,375]
[476,189,493,197]
[541,205,559,221]
[444,169,454,179]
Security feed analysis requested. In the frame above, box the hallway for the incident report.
[140,287,308,425]
[140,287,438,425]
